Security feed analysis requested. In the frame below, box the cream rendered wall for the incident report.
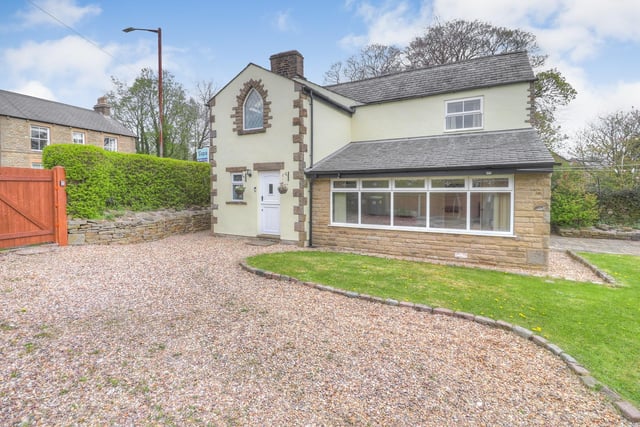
[310,99,352,164]
[213,65,301,241]
[351,83,531,141]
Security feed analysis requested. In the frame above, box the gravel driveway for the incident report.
[0,232,631,426]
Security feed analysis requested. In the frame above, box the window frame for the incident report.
[104,137,117,152]
[72,131,85,145]
[30,125,49,151]
[243,88,264,131]
[444,96,484,131]
[231,173,245,201]
[330,175,513,236]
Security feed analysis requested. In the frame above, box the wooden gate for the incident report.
[0,166,67,249]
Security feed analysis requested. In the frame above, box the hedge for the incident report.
[597,188,640,226]
[43,145,210,218]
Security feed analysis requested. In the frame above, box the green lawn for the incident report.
[247,250,640,407]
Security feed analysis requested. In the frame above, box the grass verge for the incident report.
[247,250,640,407]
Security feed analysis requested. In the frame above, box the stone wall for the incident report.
[557,227,640,241]
[67,208,211,245]
[311,173,551,270]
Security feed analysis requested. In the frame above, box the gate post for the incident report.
[52,166,68,246]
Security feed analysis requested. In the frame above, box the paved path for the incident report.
[550,235,640,256]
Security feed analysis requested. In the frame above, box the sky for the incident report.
[1,0,640,153]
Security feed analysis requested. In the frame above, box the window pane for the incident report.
[464,99,481,111]
[333,192,358,224]
[244,90,263,130]
[470,192,511,232]
[429,192,467,229]
[361,193,390,225]
[447,101,463,113]
[333,180,357,189]
[431,178,465,189]
[472,177,509,188]
[104,137,117,152]
[394,193,426,227]
[395,179,425,188]
[362,180,389,189]
[72,132,84,144]
[232,173,243,183]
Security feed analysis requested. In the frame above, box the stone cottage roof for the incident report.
[324,51,535,105]
[0,89,135,137]
[306,128,555,177]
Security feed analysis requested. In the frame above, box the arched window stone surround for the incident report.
[232,79,272,135]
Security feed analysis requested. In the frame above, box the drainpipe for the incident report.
[308,89,315,247]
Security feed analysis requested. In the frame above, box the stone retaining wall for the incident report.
[557,227,640,241]
[67,208,211,245]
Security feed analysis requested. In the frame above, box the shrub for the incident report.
[597,188,640,227]
[43,145,210,218]
[551,169,599,228]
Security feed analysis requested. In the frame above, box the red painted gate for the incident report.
[0,166,67,249]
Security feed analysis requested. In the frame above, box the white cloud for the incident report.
[16,0,101,29]
[273,10,296,32]
[12,80,57,101]
[3,35,114,107]
[339,0,432,50]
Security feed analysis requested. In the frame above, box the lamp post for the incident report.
[123,26,163,157]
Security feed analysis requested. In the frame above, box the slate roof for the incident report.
[0,90,135,137]
[324,51,534,105]
[306,128,555,177]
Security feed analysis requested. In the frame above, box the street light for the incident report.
[123,26,163,157]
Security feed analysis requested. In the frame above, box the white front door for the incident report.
[259,171,280,235]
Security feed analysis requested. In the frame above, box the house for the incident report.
[0,90,136,168]
[208,50,555,269]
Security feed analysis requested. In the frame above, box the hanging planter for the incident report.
[234,185,246,197]
[277,182,288,194]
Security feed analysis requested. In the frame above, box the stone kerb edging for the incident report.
[239,260,640,423]
[566,250,618,285]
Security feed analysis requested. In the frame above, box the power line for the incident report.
[25,0,114,60]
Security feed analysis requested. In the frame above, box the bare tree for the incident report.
[573,109,640,189]
[324,44,403,84]
[405,19,542,68]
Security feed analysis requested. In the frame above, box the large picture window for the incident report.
[331,175,513,235]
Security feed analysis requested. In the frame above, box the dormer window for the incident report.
[445,97,483,131]
[243,89,264,131]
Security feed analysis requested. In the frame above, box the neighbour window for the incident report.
[104,137,117,152]
[231,173,245,201]
[72,131,85,144]
[445,97,483,131]
[331,175,513,235]
[31,162,43,169]
[30,125,49,151]
[243,89,264,130]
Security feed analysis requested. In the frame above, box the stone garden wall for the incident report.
[67,208,211,245]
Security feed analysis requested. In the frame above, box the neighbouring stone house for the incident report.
[207,50,555,269]
[0,90,136,168]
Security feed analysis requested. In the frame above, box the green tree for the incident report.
[324,19,577,151]
[109,69,214,160]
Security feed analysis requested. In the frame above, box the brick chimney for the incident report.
[93,96,111,116]
[269,50,304,79]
